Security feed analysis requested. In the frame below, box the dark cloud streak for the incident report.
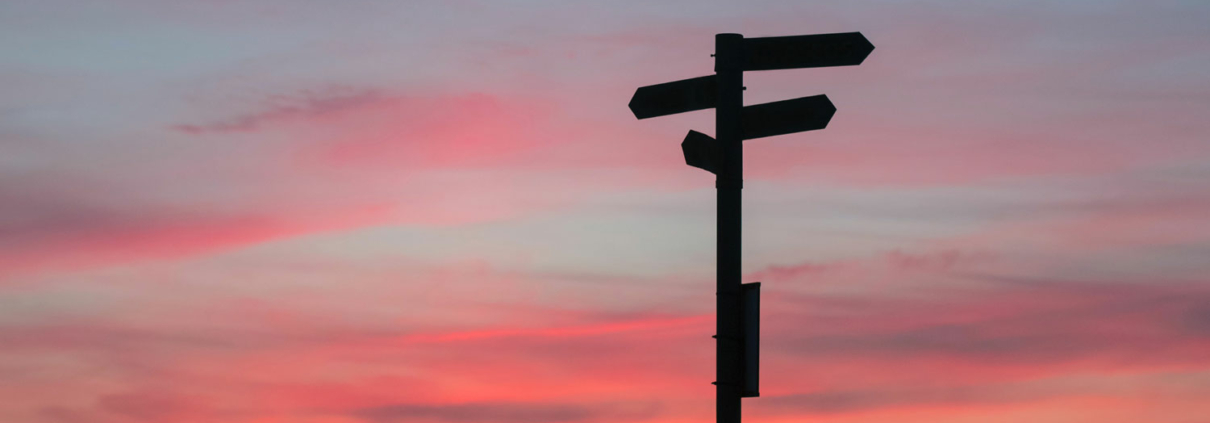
[354,401,661,423]
[171,88,390,135]
[770,278,1210,366]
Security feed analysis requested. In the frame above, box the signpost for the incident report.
[628,31,873,423]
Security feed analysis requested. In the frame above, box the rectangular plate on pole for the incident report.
[741,95,835,140]
[741,282,760,398]
[742,32,875,71]
[628,75,718,119]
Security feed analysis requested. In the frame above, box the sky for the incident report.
[2,0,1210,422]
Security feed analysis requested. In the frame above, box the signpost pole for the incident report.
[714,33,744,423]
[627,30,873,423]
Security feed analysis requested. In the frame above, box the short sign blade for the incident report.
[742,32,874,71]
[681,130,720,174]
[629,75,717,119]
[741,282,761,398]
[741,95,835,140]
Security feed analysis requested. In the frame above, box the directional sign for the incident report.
[681,130,721,174]
[741,95,835,140]
[628,75,717,119]
[742,32,874,71]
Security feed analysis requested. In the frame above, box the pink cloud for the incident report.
[354,400,662,423]
[0,203,395,279]
[3,87,585,277]
[305,93,554,168]
[397,314,710,345]
[3,257,1209,422]
[174,87,560,170]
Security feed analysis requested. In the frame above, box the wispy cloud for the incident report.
[171,88,391,135]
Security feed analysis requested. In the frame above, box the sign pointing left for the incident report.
[629,75,717,119]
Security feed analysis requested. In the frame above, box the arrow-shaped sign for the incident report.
[629,75,717,119]
[741,95,835,140]
[742,32,874,71]
[681,130,721,174]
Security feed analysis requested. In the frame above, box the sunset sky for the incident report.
[3,1,1210,422]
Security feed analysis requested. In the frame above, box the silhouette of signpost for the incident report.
[628,32,873,423]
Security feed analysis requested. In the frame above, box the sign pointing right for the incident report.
[741,94,835,140]
[742,32,874,71]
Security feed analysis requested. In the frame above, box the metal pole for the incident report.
[714,32,744,423]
